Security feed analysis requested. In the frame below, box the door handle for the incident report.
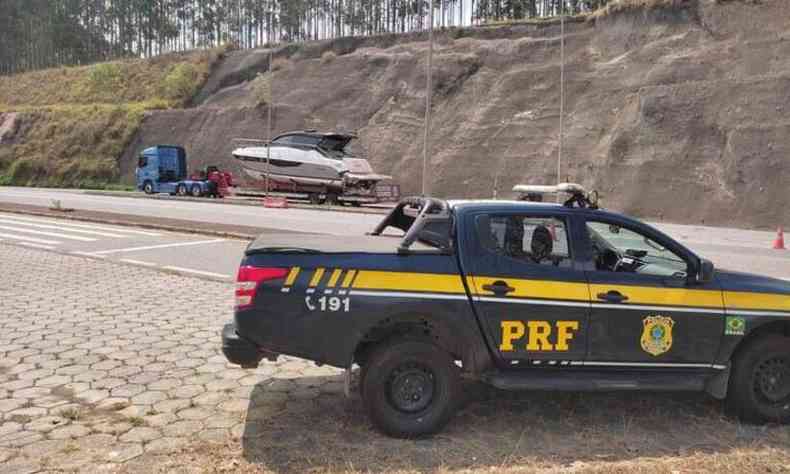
[482,280,515,296]
[596,290,629,303]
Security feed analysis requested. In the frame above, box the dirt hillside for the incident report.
[120,0,789,228]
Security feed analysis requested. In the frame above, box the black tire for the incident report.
[309,193,321,205]
[143,181,154,194]
[325,192,339,206]
[361,338,460,438]
[190,184,202,197]
[728,335,790,424]
[176,184,187,196]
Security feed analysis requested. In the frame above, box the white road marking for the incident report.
[0,224,97,242]
[0,218,127,238]
[88,239,226,255]
[0,213,162,236]
[70,251,106,259]
[0,232,60,245]
[17,242,56,250]
[162,266,231,279]
[120,259,157,267]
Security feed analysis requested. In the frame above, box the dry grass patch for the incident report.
[0,49,223,108]
[589,0,691,19]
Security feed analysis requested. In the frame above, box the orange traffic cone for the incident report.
[773,227,786,250]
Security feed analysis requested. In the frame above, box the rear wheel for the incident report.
[361,338,460,438]
[325,192,339,206]
[190,184,202,197]
[728,335,790,423]
[176,184,187,196]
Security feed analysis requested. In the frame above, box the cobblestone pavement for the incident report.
[0,243,341,473]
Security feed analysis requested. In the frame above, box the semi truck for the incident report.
[135,145,233,198]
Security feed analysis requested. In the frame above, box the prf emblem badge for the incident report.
[641,316,674,356]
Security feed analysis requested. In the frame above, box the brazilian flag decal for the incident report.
[725,316,746,336]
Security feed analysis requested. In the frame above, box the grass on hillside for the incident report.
[0,47,227,188]
[0,48,223,109]
[589,0,690,19]
[0,104,145,188]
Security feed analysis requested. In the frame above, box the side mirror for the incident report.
[696,258,715,283]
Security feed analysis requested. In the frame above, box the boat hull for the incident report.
[233,145,389,195]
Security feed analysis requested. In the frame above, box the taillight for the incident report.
[235,266,289,309]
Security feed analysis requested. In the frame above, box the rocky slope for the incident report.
[121,0,789,228]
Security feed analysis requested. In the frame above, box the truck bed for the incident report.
[246,233,435,255]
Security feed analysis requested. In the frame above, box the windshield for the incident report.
[587,222,688,277]
[319,136,355,158]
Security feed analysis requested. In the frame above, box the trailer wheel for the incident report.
[309,193,321,205]
[176,184,188,196]
[326,192,339,206]
[143,181,154,195]
[190,184,203,197]
[362,338,460,438]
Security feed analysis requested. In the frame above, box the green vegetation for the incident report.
[0,105,144,188]
[1,1,620,77]
[0,49,223,188]
[589,0,687,18]
[0,49,220,108]
[251,73,273,107]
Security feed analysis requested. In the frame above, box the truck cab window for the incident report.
[138,155,147,168]
[586,221,688,277]
[479,215,571,268]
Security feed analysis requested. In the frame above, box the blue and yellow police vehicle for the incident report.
[222,186,790,437]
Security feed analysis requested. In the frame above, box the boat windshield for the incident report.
[319,136,355,158]
[272,135,321,147]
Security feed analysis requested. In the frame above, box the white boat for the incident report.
[232,130,391,197]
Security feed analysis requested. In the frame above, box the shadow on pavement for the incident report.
[241,374,787,473]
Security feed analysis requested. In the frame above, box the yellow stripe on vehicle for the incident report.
[284,267,301,286]
[352,270,466,294]
[326,269,343,288]
[588,284,723,309]
[309,268,325,288]
[471,276,589,301]
[724,291,790,312]
[341,270,357,288]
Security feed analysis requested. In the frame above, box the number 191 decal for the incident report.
[305,296,351,312]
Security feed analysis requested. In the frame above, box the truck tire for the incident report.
[727,334,790,424]
[325,192,339,206]
[176,184,187,196]
[143,181,154,195]
[361,338,460,438]
[190,184,202,197]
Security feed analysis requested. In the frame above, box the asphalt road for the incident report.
[0,211,248,279]
[0,187,382,235]
[0,186,788,280]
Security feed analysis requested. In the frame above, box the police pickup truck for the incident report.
[222,186,790,437]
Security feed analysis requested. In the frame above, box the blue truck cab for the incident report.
[136,145,212,196]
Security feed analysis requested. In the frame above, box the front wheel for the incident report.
[361,338,460,438]
[728,335,790,424]
[143,181,154,194]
